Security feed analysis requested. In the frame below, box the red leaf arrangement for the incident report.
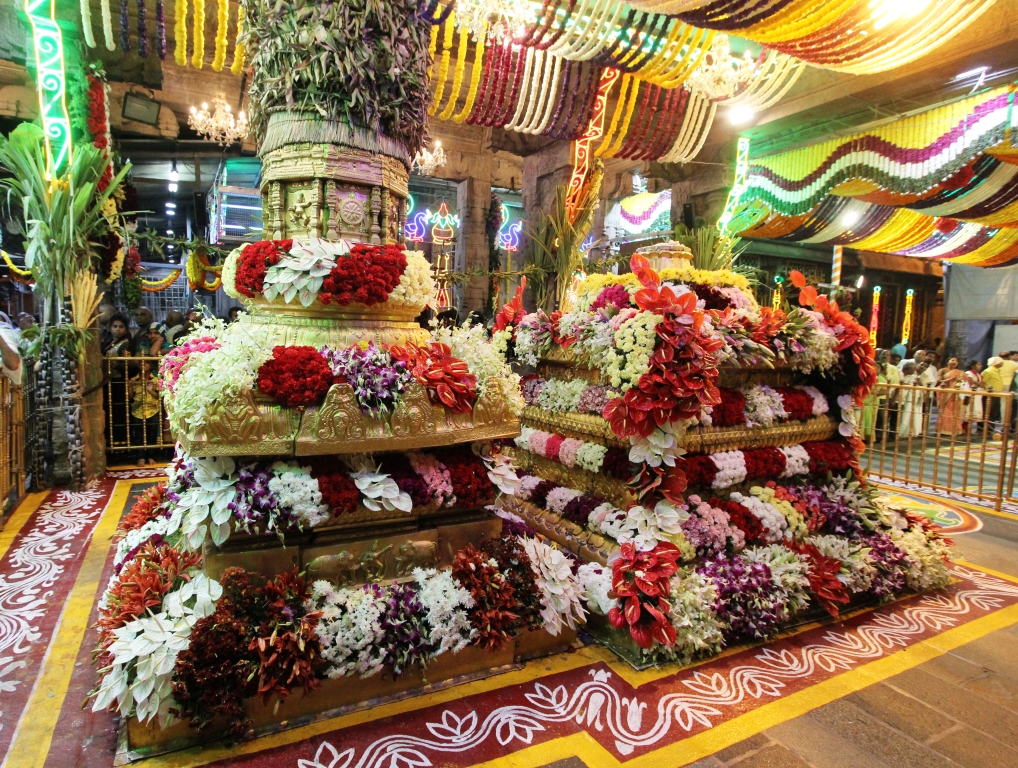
[452,544,520,651]
[118,482,167,535]
[257,346,335,408]
[96,544,202,668]
[788,540,850,619]
[607,542,683,649]
[494,276,527,332]
[389,341,478,413]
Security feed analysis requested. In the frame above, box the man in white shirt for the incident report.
[899,348,925,371]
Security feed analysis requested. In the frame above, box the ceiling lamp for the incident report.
[188,95,249,145]
[687,34,758,101]
[455,0,533,42]
[413,140,447,177]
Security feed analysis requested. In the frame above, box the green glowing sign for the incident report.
[24,0,73,174]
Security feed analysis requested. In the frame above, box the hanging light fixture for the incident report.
[188,95,249,145]
[413,140,447,177]
[687,34,758,101]
[454,0,534,42]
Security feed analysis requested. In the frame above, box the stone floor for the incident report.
[680,514,1018,768]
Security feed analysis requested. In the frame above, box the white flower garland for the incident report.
[386,251,437,310]
[413,567,476,656]
[222,247,241,299]
[711,450,747,489]
[268,461,331,528]
[311,581,387,678]
[779,445,811,477]
[729,491,787,543]
[537,378,587,413]
[577,562,616,615]
[802,386,829,416]
[602,310,662,391]
[741,385,789,428]
[431,323,525,416]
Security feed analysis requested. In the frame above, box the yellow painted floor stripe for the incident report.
[472,597,1018,768]
[0,491,48,563]
[2,480,142,768]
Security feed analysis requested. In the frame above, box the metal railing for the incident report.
[0,375,26,502]
[859,381,1018,511]
[103,356,175,455]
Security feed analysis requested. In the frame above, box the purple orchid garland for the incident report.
[136,0,148,57]
[119,0,130,52]
[155,0,166,59]
[320,343,413,419]
[698,554,788,641]
[376,583,433,675]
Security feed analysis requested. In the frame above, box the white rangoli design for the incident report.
[298,567,1018,768]
[0,488,107,734]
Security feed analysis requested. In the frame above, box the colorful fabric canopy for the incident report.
[735,84,1018,266]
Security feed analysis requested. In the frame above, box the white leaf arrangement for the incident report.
[350,458,413,513]
[91,574,223,727]
[176,456,239,550]
[262,238,352,307]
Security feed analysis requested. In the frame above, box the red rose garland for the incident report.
[309,462,360,516]
[86,75,114,191]
[711,388,747,427]
[802,440,855,475]
[711,498,764,543]
[439,449,496,508]
[235,240,293,298]
[256,346,335,408]
[319,244,407,306]
[743,446,786,481]
[678,455,718,488]
[775,387,815,421]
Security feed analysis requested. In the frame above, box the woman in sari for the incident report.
[961,360,984,434]
[936,357,964,435]
[861,355,889,442]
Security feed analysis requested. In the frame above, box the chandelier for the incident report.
[187,96,249,145]
[455,0,533,42]
[413,140,447,176]
[687,35,758,101]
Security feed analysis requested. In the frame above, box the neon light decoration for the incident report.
[718,136,750,235]
[497,204,522,252]
[869,286,882,347]
[24,0,73,174]
[404,194,428,242]
[580,235,595,253]
[771,285,782,310]
[427,202,460,245]
[565,68,620,224]
[901,288,915,346]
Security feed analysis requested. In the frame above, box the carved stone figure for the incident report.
[360,542,392,582]
[394,540,438,577]
[306,550,360,587]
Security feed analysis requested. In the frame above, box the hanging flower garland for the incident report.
[212,0,229,71]
[137,0,148,57]
[139,270,183,292]
[155,0,165,59]
[230,5,246,74]
[191,0,205,68]
[174,0,188,65]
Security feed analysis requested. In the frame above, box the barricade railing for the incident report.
[859,380,1017,511]
[103,356,175,456]
[0,375,26,502]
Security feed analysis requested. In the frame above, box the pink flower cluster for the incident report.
[681,495,745,557]
[159,336,221,394]
[407,452,456,508]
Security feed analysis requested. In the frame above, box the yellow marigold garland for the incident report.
[174,0,188,66]
[599,78,641,158]
[212,0,228,71]
[577,267,751,307]
[438,25,470,120]
[140,270,184,292]
[429,14,457,116]
[453,24,487,124]
[427,14,440,80]
[191,0,205,69]
[230,5,246,74]
[1,250,33,278]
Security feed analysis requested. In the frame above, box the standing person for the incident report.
[936,357,964,435]
[134,323,168,357]
[1000,352,1018,408]
[982,356,1006,436]
[861,354,889,442]
[899,348,925,371]
[891,339,907,360]
[961,360,984,435]
[899,362,925,439]
[133,307,154,338]
[103,313,133,448]
[163,311,185,345]
[128,360,162,466]
[97,303,117,351]
[227,306,241,324]
[881,350,901,433]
